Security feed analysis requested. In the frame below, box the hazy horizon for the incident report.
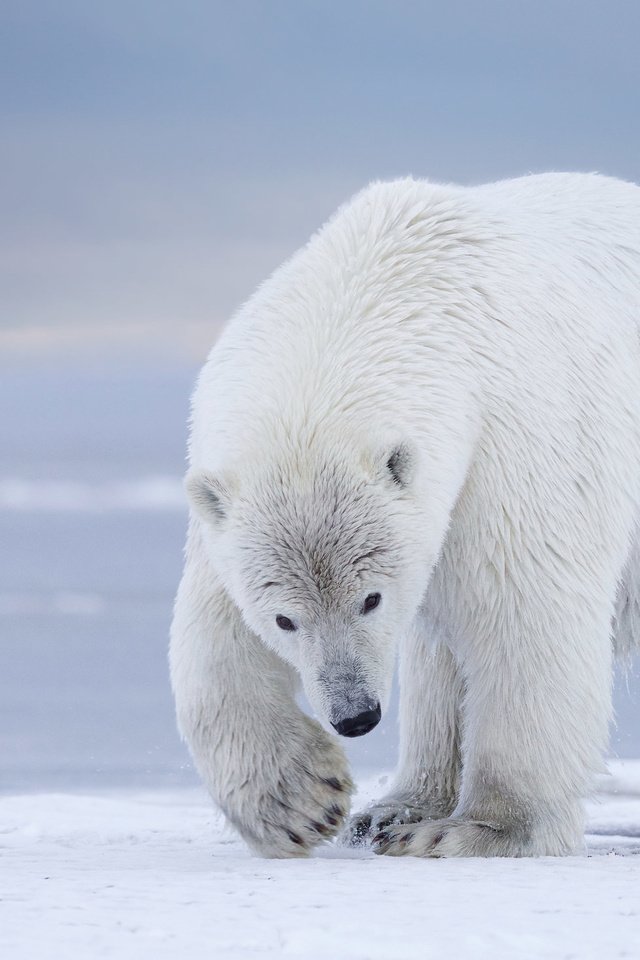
[3,0,640,364]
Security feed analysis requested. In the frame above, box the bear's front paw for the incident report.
[343,798,446,847]
[227,721,354,858]
[372,817,534,858]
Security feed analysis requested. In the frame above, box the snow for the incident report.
[3,763,640,960]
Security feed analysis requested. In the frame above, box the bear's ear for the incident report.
[184,468,233,525]
[381,442,415,489]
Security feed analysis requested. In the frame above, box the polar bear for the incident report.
[170,173,640,858]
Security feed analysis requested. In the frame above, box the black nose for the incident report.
[331,703,381,738]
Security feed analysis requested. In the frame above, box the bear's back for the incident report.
[190,173,640,470]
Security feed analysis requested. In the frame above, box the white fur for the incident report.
[170,173,640,858]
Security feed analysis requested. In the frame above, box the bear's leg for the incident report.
[344,618,463,845]
[170,533,353,858]
[374,591,612,858]
[613,529,640,660]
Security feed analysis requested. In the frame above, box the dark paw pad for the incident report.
[350,815,372,842]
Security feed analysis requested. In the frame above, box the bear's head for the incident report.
[186,439,433,737]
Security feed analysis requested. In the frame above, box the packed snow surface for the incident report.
[3,764,640,960]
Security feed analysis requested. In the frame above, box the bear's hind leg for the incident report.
[613,529,640,661]
[374,588,613,858]
[345,618,462,845]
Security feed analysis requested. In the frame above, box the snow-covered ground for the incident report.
[3,763,640,960]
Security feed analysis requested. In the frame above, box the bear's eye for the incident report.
[276,614,297,632]
[361,592,381,615]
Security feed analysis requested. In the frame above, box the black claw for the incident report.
[322,777,344,792]
[372,831,389,845]
[287,830,304,846]
[325,814,338,827]
[328,803,343,818]
[400,832,414,844]
[310,821,330,835]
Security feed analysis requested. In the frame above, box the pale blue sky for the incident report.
[3,0,639,359]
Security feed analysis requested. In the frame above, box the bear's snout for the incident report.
[331,702,381,738]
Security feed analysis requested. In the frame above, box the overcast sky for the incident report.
[3,0,639,362]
